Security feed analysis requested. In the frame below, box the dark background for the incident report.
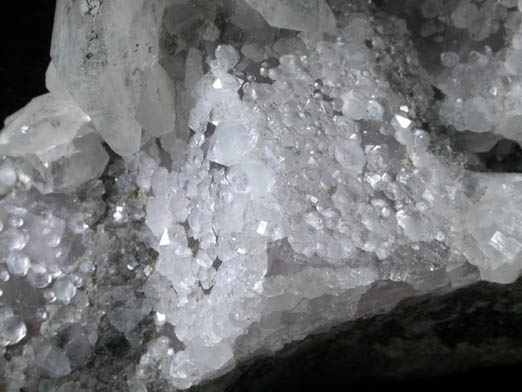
[0,0,56,123]
[1,2,522,391]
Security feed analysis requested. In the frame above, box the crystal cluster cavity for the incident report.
[1,0,522,391]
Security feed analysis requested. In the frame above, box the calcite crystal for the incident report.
[1,0,522,391]
[51,0,169,155]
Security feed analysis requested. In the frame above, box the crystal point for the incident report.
[245,0,337,32]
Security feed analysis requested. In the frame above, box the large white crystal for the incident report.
[0,93,109,193]
[0,93,89,157]
[51,0,169,155]
[424,0,522,147]
[28,131,109,194]
[136,63,177,138]
[465,174,522,283]
[207,120,259,167]
[245,0,337,32]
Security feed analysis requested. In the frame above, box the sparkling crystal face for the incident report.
[2,0,522,390]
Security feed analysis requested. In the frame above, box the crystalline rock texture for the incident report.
[2,0,522,390]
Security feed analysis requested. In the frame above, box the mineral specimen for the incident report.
[1,0,522,391]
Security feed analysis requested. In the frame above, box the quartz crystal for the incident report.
[51,0,169,155]
[0,307,26,347]
[244,0,337,32]
[0,93,89,157]
[0,92,109,194]
[2,0,522,390]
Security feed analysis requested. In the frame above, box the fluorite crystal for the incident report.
[2,0,522,390]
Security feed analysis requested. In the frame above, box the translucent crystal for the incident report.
[0,314,26,347]
[489,231,522,261]
[0,93,89,157]
[0,229,29,253]
[227,159,275,195]
[506,49,522,74]
[28,264,53,289]
[452,2,480,29]
[342,90,371,121]
[136,63,177,137]
[33,337,71,378]
[57,323,93,368]
[106,287,152,333]
[6,251,31,277]
[0,268,9,283]
[53,277,77,304]
[28,131,110,194]
[334,140,366,174]
[207,120,258,167]
[245,0,336,32]
[51,0,169,155]
[215,45,240,71]
[0,161,17,196]
[35,308,48,322]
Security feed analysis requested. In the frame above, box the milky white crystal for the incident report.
[0,92,109,193]
[207,120,259,167]
[136,63,177,138]
[0,93,89,157]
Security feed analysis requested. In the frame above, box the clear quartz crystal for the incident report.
[53,277,77,304]
[51,0,169,155]
[6,251,31,277]
[0,307,26,347]
[28,264,52,288]
[207,120,258,167]
[245,0,336,32]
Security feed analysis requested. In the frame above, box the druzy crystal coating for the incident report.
[1,0,522,390]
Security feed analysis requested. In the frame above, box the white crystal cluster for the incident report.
[0,188,93,383]
[2,0,522,391]
[51,0,174,155]
[0,88,108,195]
[409,0,522,146]
[133,7,522,387]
